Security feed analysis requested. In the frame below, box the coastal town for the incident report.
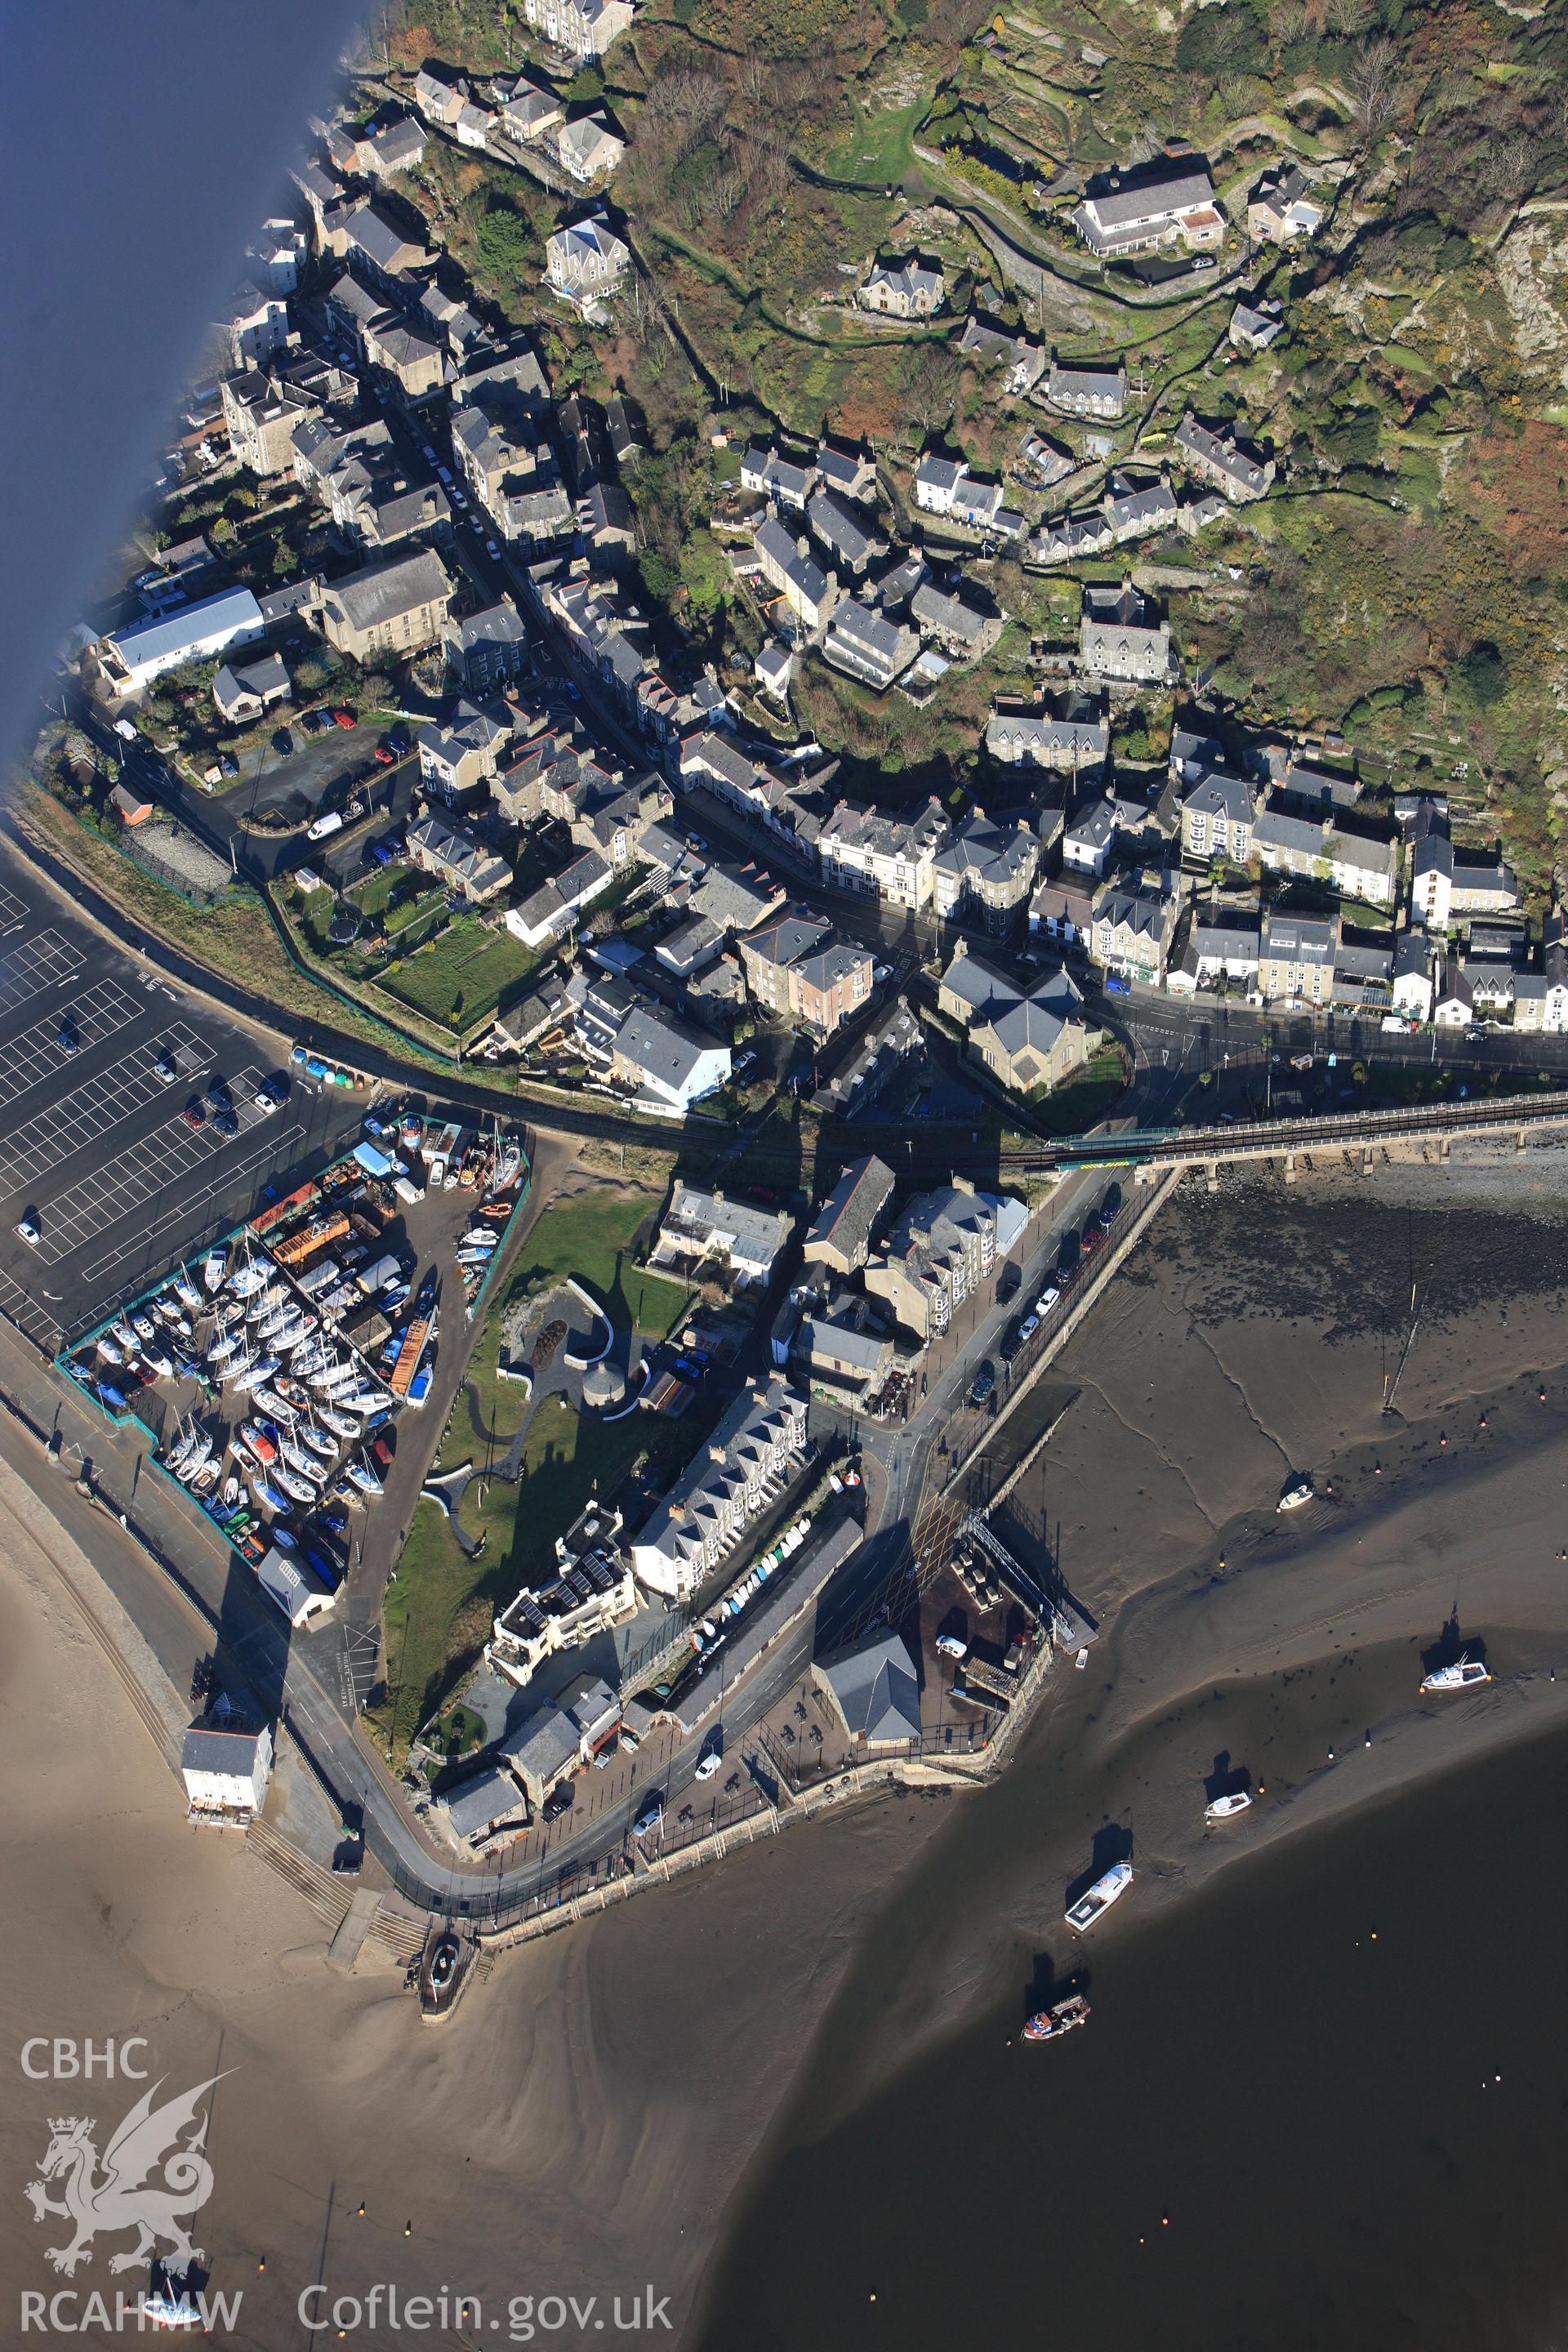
[9,0,1568,2002]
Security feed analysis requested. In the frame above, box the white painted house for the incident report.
[180,1722,274,1824]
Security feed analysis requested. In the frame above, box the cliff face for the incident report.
[1495,215,1568,385]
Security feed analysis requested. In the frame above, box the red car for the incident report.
[372,1435,395,1472]
[372,746,395,765]
[332,709,355,730]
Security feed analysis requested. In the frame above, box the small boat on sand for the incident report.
[1278,1476,1314,1512]
[1022,1993,1090,2044]
[1065,1860,1133,1931]
[1205,1791,1253,1821]
[1421,1655,1490,1694]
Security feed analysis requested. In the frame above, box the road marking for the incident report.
[0,929,81,1015]
[69,1118,304,1307]
[0,979,149,1115]
[0,884,27,929]
[0,1264,62,1356]
[0,1027,207,1195]
[30,1071,269,1266]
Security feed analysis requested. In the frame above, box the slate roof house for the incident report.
[816,1631,921,1745]
[1071,156,1223,257]
[938,946,1092,1095]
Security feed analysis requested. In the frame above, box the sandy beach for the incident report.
[13,1143,1568,2346]
[0,1486,943,2348]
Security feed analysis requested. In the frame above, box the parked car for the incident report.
[541,1783,574,1822]
[485,541,501,560]
[1035,1285,1060,1316]
[935,1634,968,1661]
[272,727,294,756]
[373,746,396,765]
[1082,1223,1105,1258]
[332,709,355,729]
[633,1793,664,1839]
[1018,1312,1039,1345]
[154,1049,178,1085]
[212,1107,238,1136]
[372,1435,395,1472]
[693,1748,721,1782]
[57,1017,79,1054]
[181,1101,206,1128]
[217,754,238,777]
[969,1361,996,1408]
[16,1212,40,1247]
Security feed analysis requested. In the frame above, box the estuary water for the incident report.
[697,1713,1568,2352]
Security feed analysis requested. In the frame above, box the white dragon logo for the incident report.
[24,2074,226,2277]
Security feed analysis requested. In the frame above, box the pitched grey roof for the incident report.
[1254,804,1327,858]
[1080,158,1215,229]
[911,581,990,648]
[1262,912,1336,964]
[441,1766,524,1838]
[804,1156,895,1266]
[808,488,881,568]
[1183,769,1254,825]
[820,1631,921,1743]
[614,1004,724,1090]
[322,548,452,631]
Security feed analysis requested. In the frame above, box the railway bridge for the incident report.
[1001,1088,1568,1186]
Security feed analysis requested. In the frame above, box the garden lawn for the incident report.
[509,1186,690,1340]
[370,1375,715,1759]
[381,916,538,1031]
[1030,1044,1131,1135]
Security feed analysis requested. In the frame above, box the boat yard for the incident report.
[59,1115,529,1628]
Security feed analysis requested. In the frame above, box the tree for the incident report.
[1348,35,1401,149]
[899,342,960,438]
[1175,2,1268,80]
